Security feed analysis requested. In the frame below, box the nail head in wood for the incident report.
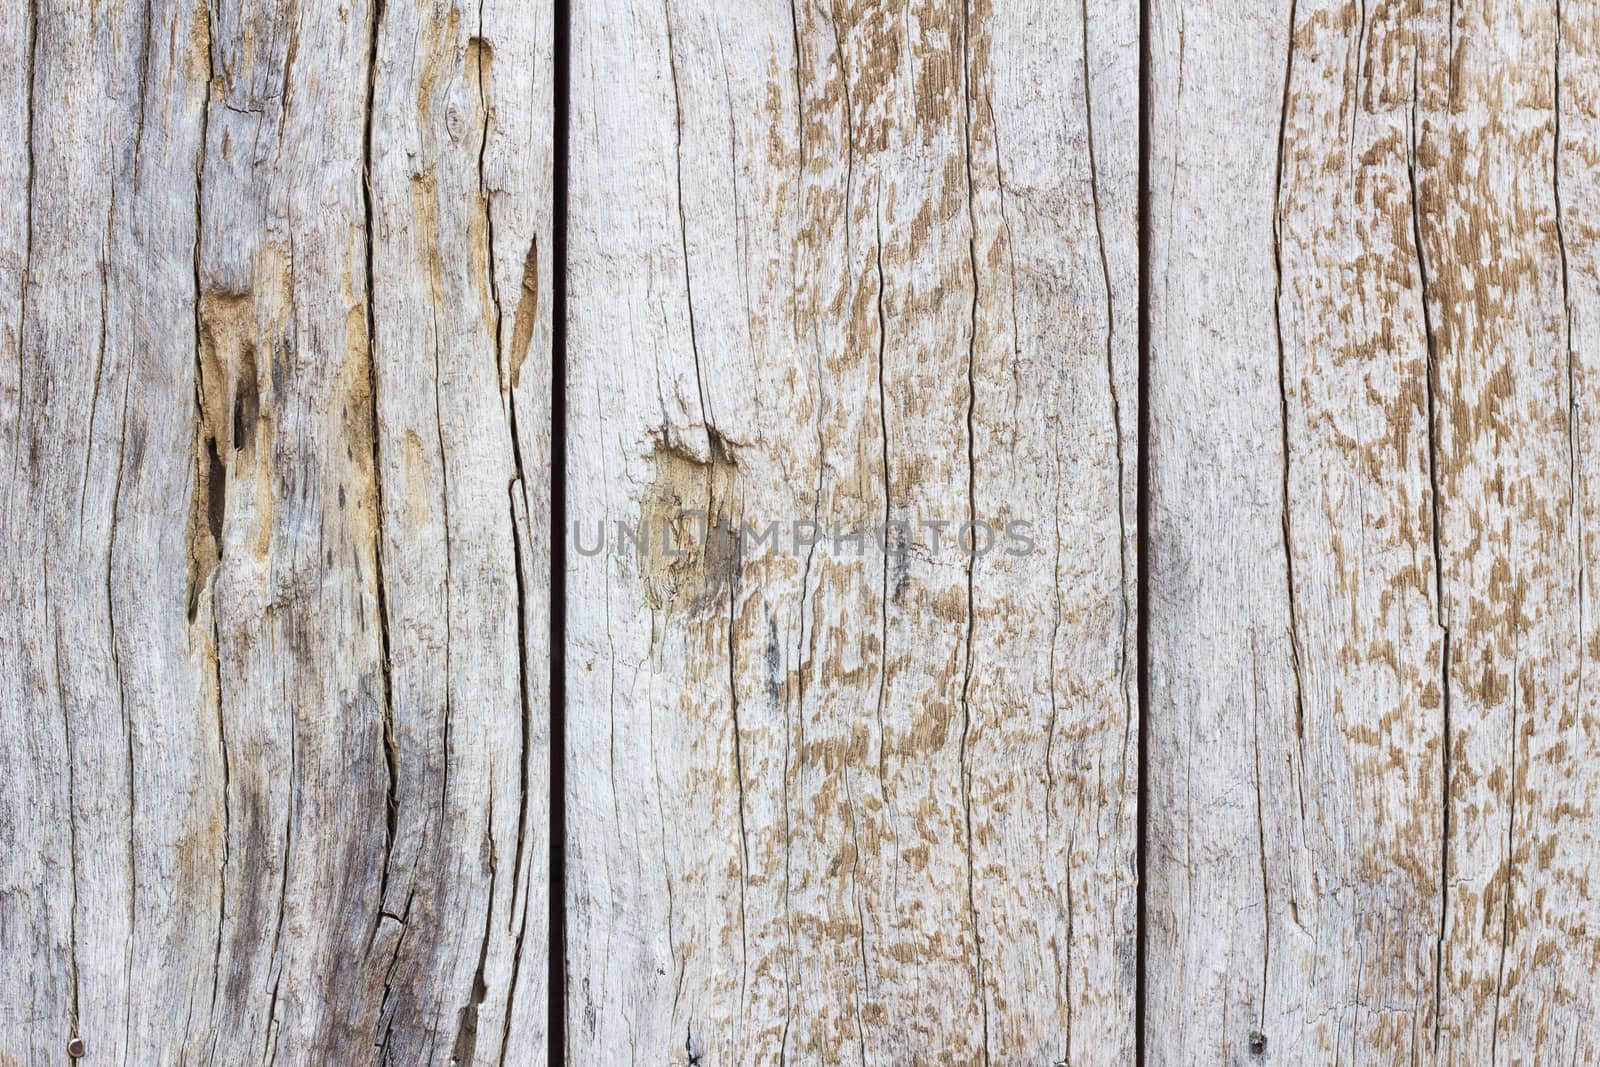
[67,1037,86,1058]
[1248,1031,1267,1056]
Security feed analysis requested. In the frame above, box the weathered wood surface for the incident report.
[8,0,1600,1064]
[564,0,1137,1062]
[0,1,550,1063]
[1148,0,1600,1063]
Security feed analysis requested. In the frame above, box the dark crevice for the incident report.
[361,0,400,963]
[706,33,755,1021]
[431,241,455,826]
[1271,0,1308,812]
[79,191,114,534]
[956,2,989,1062]
[550,0,570,1056]
[827,0,854,264]
[1134,0,1150,1054]
[192,6,223,1039]
[107,385,135,1061]
[204,437,227,549]
[230,342,259,453]
[1406,47,1452,1048]
[47,577,84,1041]
[262,709,296,1065]
[872,193,891,797]
[981,88,1021,441]
[207,602,230,1022]
[374,886,416,1062]
[498,483,535,1067]
[452,797,497,1067]
[1407,61,1445,651]
[1267,1,1307,1050]
[1434,629,1452,1042]
[1555,0,1585,749]
[1081,0,1135,826]
[661,0,715,445]
[787,0,804,161]
[1249,643,1271,1028]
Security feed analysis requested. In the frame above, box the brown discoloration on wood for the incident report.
[416,7,463,133]
[186,1,213,84]
[638,437,740,616]
[409,169,444,305]
[507,237,539,391]
[569,0,1134,1062]
[186,247,288,611]
[1152,0,1600,1061]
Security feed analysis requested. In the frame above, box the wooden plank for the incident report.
[1424,1,1596,1059]
[193,1,392,1056]
[0,1,551,1062]
[1146,0,1444,1058]
[1147,0,1599,1061]
[564,0,1137,1060]
[0,1,214,1060]
[366,0,552,1061]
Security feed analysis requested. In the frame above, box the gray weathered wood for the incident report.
[1147,0,1600,1062]
[10,2,1600,1063]
[0,1,550,1062]
[564,0,1138,1061]
[367,0,552,1060]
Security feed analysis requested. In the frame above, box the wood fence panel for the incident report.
[7,2,1600,1064]
[1147,0,1600,1063]
[564,0,1138,1062]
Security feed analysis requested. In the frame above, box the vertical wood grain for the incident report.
[1420,1,1597,1059]
[6,2,1600,1063]
[0,1,550,1062]
[1147,0,1600,1062]
[564,0,1137,1061]
[367,0,551,1060]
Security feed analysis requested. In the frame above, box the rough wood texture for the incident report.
[564,0,1137,1062]
[0,1,550,1063]
[10,1,1600,1063]
[1148,0,1600,1062]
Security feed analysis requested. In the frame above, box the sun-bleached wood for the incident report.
[12,1,1600,1063]
[0,1,550,1063]
[1147,0,1600,1062]
[564,0,1137,1061]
